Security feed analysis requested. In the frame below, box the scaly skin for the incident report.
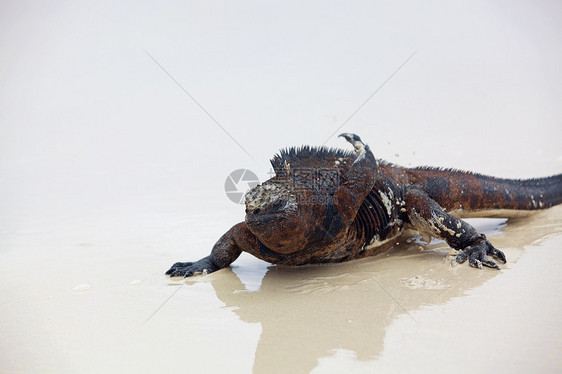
[166,134,562,277]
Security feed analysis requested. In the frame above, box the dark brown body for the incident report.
[166,134,562,277]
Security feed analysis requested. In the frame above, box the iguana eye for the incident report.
[246,207,261,215]
[269,200,286,212]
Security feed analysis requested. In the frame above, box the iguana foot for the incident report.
[454,235,507,269]
[165,256,220,277]
[339,133,365,152]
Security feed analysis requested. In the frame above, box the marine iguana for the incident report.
[166,133,562,277]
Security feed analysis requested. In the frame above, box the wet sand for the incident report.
[1,199,561,373]
[2,1,562,373]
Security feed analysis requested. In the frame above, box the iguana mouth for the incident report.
[245,212,285,227]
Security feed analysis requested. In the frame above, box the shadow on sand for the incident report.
[189,207,562,373]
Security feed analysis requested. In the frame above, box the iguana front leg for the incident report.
[166,222,255,277]
[404,188,507,269]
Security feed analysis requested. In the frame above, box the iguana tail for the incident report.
[409,167,562,217]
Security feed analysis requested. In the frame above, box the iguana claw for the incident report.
[165,256,219,277]
[454,236,506,270]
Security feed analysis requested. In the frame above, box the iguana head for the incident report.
[244,179,303,253]
[244,146,354,254]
